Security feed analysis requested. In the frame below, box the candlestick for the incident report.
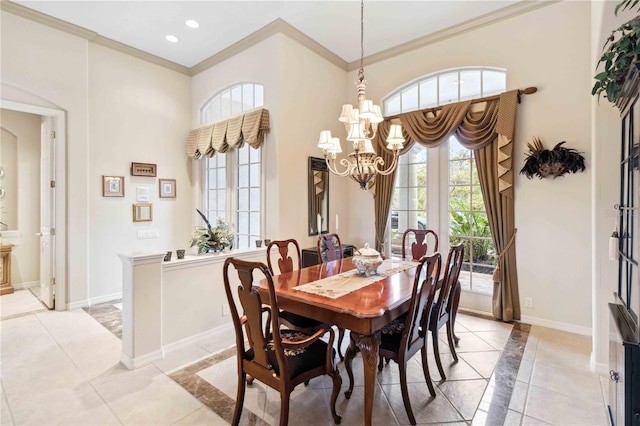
[336,214,339,232]
[317,213,322,235]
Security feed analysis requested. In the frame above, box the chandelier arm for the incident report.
[324,157,352,177]
[372,152,400,176]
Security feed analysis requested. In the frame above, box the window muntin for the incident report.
[448,138,495,294]
[390,145,428,256]
[384,67,505,295]
[200,82,264,249]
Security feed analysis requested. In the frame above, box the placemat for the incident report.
[293,259,418,299]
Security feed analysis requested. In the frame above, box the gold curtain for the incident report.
[373,90,520,321]
[184,108,270,159]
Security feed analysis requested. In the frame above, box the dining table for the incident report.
[254,257,421,426]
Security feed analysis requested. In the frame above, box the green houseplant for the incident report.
[592,2,640,105]
[189,209,234,254]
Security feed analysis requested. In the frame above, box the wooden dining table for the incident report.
[254,257,420,426]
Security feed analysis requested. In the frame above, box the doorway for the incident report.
[1,98,66,311]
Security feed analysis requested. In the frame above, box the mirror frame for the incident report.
[308,156,329,236]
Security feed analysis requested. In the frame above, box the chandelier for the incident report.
[317,0,404,190]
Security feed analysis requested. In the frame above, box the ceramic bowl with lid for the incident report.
[352,243,383,276]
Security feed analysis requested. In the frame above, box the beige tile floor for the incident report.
[0,291,609,425]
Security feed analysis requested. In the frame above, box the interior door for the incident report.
[38,117,55,309]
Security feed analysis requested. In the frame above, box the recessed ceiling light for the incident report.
[165,35,178,43]
[185,19,199,29]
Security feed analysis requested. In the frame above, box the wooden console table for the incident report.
[301,244,355,268]
[0,244,14,295]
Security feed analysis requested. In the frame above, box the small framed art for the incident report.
[103,176,124,197]
[133,203,153,222]
[159,178,176,198]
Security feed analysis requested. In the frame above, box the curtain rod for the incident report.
[384,86,538,121]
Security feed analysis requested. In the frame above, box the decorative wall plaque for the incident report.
[131,162,157,177]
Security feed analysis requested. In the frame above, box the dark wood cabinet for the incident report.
[301,244,355,268]
[609,303,640,425]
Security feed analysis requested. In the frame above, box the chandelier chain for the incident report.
[359,0,364,82]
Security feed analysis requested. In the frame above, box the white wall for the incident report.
[0,109,41,286]
[1,12,193,307]
[345,1,594,331]
[88,44,192,302]
[1,11,89,306]
[191,34,348,251]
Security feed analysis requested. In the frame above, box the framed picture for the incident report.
[103,176,124,197]
[132,203,153,222]
[136,187,150,202]
[159,178,176,198]
[131,162,157,177]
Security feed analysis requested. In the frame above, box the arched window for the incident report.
[384,67,506,294]
[200,83,264,249]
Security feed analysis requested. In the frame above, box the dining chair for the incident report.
[429,243,464,381]
[402,229,439,261]
[317,233,343,263]
[344,253,442,425]
[266,239,325,333]
[222,257,342,426]
[316,233,346,360]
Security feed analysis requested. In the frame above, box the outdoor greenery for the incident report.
[390,142,495,268]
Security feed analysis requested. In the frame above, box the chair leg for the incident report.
[232,372,246,426]
[378,354,384,371]
[337,327,345,361]
[451,281,461,344]
[420,345,436,397]
[432,329,446,381]
[398,360,417,425]
[446,320,458,362]
[279,393,290,426]
[329,368,342,424]
[344,338,357,399]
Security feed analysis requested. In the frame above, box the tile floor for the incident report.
[0,291,610,425]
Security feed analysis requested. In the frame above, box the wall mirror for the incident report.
[133,203,153,222]
[308,156,329,235]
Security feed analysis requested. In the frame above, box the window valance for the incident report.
[185,108,270,159]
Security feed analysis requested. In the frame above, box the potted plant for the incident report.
[189,209,235,254]
[520,137,586,179]
[592,1,640,107]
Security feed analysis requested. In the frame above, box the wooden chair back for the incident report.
[402,253,441,357]
[433,243,464,326]
[402,229,439,261]
[266,239,301,275]
[317,233,343,263]
[223,257,285,387]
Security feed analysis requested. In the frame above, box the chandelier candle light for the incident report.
[318,0,405,189]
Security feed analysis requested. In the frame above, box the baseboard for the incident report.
[520,314,592,336]
[89,293,122,306]
[162,322,234,354]
[120,349,164,370]
[13,280,38,290]
[67,299,89,310]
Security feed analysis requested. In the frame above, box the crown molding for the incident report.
[347,0,559,71]
[2,0,557,78]
[1,1,190,76]
[190,18,348,76]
